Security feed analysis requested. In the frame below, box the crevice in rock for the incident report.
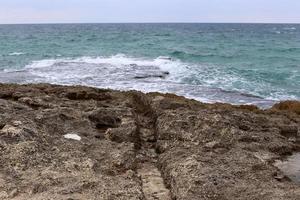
[130,92,171,200]
[137,163,171,200]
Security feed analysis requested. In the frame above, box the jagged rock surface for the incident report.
[0,84,299,200]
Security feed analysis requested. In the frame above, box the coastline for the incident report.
[1,23,299,106]
[0,83,299,199]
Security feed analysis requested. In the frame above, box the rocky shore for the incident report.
[0,83,299,200]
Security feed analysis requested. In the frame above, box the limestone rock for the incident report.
[0,83,299,200]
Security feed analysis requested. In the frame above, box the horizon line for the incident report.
[0,22,300,25]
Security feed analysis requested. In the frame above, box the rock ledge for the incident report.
[0,83,299,200]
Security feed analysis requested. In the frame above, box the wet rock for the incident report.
[272,101,300,115]
[134,73,169,79]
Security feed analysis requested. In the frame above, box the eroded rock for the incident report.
[0,83,299,200]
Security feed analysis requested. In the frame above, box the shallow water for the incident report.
[275,153,300,183]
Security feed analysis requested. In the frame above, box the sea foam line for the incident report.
[21,54,298,103]
[8,52,26,56]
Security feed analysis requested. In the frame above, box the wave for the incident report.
[2,54,294,107]
[171,50,236,59]
[283,27,297,31]
[25,54,180,71]
[171,50,214,58]
[154,33,171,37]
[258,47,300,53]
[8,52,26,56]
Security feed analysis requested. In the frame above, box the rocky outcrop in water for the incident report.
[0,84,299,200]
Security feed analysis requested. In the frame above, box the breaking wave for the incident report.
[1,54,295,107]
[8,52,26,56]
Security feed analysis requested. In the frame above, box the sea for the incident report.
[0,23,299,108]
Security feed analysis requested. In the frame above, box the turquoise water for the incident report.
[0,23,299,107]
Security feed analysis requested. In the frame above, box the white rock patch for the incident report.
[64,134,81,141]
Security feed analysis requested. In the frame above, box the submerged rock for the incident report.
[0,83,299,200]
[134,71,169,79]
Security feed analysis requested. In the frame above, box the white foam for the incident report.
[3,68,25,73]
[74,54,160,67]
[157,56,172,60]
[14,54,295,107]
[283,27,296,30]
[25,54,180,70]
[64,134,81,141]
[23,54,189,84]
[25,59,59,69]
[8,52,26,56]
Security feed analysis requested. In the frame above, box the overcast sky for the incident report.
[0,0,299,24]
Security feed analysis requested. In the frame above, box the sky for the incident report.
[0,0,300,24]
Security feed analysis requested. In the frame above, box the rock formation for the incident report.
[0,83,299,199]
